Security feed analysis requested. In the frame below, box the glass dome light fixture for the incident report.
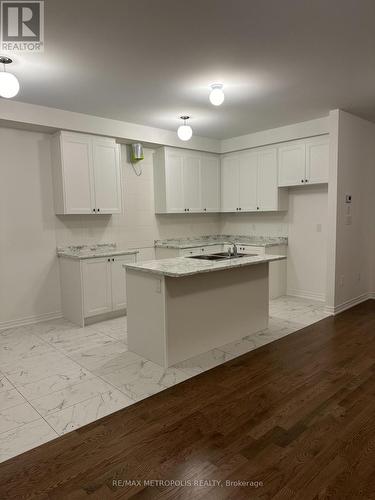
[0,56,20,99]
[177,116,193,141]
[209,83,224,106]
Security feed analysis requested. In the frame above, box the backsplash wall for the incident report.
[55,147,221,260]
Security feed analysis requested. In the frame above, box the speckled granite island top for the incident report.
[154,235,288,249]
[124,254,286,278]
[57,243,138,260]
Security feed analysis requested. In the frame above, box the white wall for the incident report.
[329,110,375,311]
[221,117,330,153]
[0,128,62,328]
[220,186,329,301]
[0,100,220,153]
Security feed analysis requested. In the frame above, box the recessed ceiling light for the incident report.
[209,83,224,106]
[177,116,193,141]
[0,56,20,99]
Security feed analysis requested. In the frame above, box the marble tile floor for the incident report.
[0,296,329,463]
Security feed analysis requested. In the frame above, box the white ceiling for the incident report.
[7,0,375,139]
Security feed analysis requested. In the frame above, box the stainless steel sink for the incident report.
[187,252,256,261]
[187,254,228,261]
[211,252,258,258]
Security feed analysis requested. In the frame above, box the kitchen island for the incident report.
[124,253,286,368]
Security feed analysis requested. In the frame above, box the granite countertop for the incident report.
[124,254,286,278]
[154,235,288,249]
[57,243,138,260]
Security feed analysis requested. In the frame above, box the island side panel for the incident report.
[165,264,269,367]
[126,269,167,367]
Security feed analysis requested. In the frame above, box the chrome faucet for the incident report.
[228,242,238,257]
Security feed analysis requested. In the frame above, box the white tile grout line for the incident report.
[0,299,329,459]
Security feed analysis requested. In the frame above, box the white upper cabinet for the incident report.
[183,155,202,212]
[154,147,220,213]
[221,156,239,212]
[201,156,220,212]
[257,147,280,211]
[239,151,258,211]
[92,138,122,214]
[51,131,122,215]
[221,147,287,213]
[164,150,184,213]
[278,142,306,187]
[305,137,329,184]
[278,136,329,187]
[54,133,94,214]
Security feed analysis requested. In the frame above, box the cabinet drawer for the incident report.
[180,245,223,256]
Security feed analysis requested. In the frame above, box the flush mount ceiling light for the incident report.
[0,56,20,99]
[209,83,224,106]
[177,116,193,141]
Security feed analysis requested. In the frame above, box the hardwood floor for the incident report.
[1,300,375,499]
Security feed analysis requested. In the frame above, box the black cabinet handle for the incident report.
[93,208,96,212]
[112,258,115,262]
[305,179,308,183]
[301,179,304,183]
[97,208,100,212]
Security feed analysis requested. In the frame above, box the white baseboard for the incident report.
[287,288,326,302]
[325,293,373,315]
[0,311,63,332]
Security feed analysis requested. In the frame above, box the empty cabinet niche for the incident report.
[59,253,137,327]
[278,136,329,187]
[51,131,122,215]
[154,147,220,213]
[221,146,288,212]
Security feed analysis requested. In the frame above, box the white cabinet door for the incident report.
[239,151,258,211]
[111,254,136,311]
[278,142,306,187]
[201,156,220,212]
[221,156,239,212]
[257,148,278,211]
[182,155,201,212]
[61,134,94,214]
[92,139,122,214]
[82,258,112,317]
[306,138,329,184]
[165,151,184,212]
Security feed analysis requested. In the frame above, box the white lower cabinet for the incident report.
[82,258,112,317]
[59,253,137,326]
